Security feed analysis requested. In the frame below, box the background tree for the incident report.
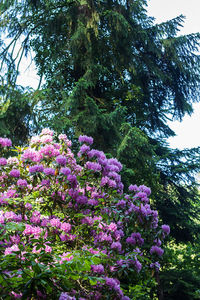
[0,80,35,145]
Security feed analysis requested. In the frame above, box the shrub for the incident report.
[0,129,169,299]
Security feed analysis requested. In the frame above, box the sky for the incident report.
[147,0,200,149]
[15,0,200,150]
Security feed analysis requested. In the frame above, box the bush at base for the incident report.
[0,129,170,299]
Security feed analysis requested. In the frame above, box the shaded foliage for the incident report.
[161,242,200,300]
[0,81,35,145]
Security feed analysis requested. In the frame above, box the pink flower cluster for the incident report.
[0,137,12,147]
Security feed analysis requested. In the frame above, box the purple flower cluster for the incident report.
[5,244,19,256]
[134,259,142,273]
[111,241,122,252]
[162,224,170,235]
[59,292,75,300]
[154,238,162,247]
[30,211,41,224]
[131,203,158,228]
[76,195,88,205]
[40,134,53,143]
[126,232,144,246]
[29,164,44,173]
[67,174,77,187]
[129,184,151,196]
[81,216,94,226]
[108,222,117,232]
[60,167,71,176]
[25,203,32,210]
[0,137,12,147]
[58,134,72,147]
[79,144,90,155]
[23,224,42,238]
[79,143,124,192]
[79,135,93,145]
[17,179,28,187]
[85,161,102,172]
[58,133,67,142]
[56,155,67,166]
[134,191,149,203]
[91,264,104,274]
[9,169,20,178]
[43,168,55,176]
[0,158,7,166]
[60,222,71,233]
[49,218,61,228]
[129,184,139,192]
[105,277,130,299]
[88,149,106,160]
[138,184,151,196]
[150,245,164,256]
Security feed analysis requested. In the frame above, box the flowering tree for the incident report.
[0,129,170,299]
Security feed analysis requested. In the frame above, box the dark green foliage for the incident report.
[152,143,200,242]
[117,124,159,190]
[0,82,35,145]
[161,242,200,300]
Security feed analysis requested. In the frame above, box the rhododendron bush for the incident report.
[0,129,170,299]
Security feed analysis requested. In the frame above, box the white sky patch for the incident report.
[14,39,40,90]
[147,0,200,149]
[1,34,40,90]
[147,0,200,35]
[16,56,40,90]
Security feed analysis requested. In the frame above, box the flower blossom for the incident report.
[0,158,7,165]
[29,164,44,173]
[40,128,54,136]
[91,264,104,274]
[60,167,71,176]
[44,168,55,176]
[9,169,20,178]
[5,244,19,255]
[85,161,102,172]
[0,137,12,147]
[150,246,164,256]
[162,224,170,235]
[79,135,93,145]
[17,179,28,187]
[56,155,67,166]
